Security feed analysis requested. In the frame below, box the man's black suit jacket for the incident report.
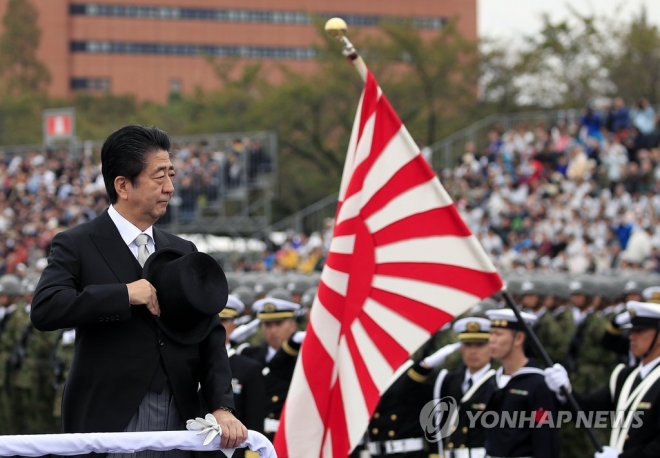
[30,210,234,434]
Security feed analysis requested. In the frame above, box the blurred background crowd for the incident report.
[0,96,659,279]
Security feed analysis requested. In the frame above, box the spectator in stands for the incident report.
[630,97,656,136]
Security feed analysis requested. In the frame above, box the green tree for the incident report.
[364,19,480,146]
[602,8,660,104]
[0,0,50,95]
[479,39,530,113]
[515,11,613,107]
[74,93,139,140]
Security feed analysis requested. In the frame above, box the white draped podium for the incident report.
[0,429,276,457]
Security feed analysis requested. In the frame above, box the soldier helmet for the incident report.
[0,274,23,296]
[265,287,293,302]
[301,286,318,309]
[21,272,41,295]
[287,277,313,295]
[254,279,279,296]
[519,278,546,297]
[225,274,240,293]
[231,286,256,308]
[568,276,596,297]
[622,278,643,296]
[470,297,499,316]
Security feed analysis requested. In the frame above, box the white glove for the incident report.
[186,413,222,446]
[614,312,630,327]
[421,342,461,368]
[544,363,571,395]
[292,331,306,344]
[595,445,619,458]
[229,318,260,343]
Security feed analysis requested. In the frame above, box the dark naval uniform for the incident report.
[367,361,433,457]
[575,361,660,456]
[435,365,496,457]
[563,300,660,456]
[240,337,300,441]
[484,362,560,458]
[227,348,267,458]
[238,295,302,442]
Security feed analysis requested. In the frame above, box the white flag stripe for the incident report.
[375,236,498,273]
[339,91,366,201]
[309,298,342,362]
[329,235,356,255]
[350,318,395,392]
[430,175,459,213]
[353,113,377,173]
[321,265,350,297]
[321,429,333,458]
[365,180,452,234]
[360,127,418,209]
[337,337,371,449]
[283,364,325,458]
[372,275,480,317]
[363,298,431,355]
[336,190,363,226]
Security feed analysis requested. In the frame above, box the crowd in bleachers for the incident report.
[0,136,271,276]
[443,97,660,274]
[0,98,659,279]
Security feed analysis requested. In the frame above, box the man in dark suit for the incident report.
[30,125,246,455]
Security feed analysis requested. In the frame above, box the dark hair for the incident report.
[101,125,171,203]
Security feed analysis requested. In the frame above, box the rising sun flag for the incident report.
[274,19,504,458]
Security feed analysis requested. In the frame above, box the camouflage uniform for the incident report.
[0,302,29,434]
[13,321,59,433]
[550,305,575,361]
[51,329,76,431]
[561,277,618,458]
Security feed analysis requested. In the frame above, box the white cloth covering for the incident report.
[0,429,276,458]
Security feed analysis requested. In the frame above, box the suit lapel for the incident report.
[152,226,171,251]
[89,210,142,284]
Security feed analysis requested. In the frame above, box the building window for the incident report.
[70,40,317,60]
[169,79,182,94]
[68,3,446,30]
[70,77,111,92]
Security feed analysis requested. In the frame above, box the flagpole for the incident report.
[324,18,368,82]
[502,290,603,453]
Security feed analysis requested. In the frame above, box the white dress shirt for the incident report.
[108,205,155,259]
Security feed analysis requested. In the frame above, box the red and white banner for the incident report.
[274,70,503,458]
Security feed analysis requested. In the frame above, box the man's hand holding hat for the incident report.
[127,279,160,317]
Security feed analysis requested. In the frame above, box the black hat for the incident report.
[143,248,228,345]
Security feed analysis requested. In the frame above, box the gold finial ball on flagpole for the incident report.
[324,17,347,39]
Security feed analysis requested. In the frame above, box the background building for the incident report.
[0,0,476,102]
